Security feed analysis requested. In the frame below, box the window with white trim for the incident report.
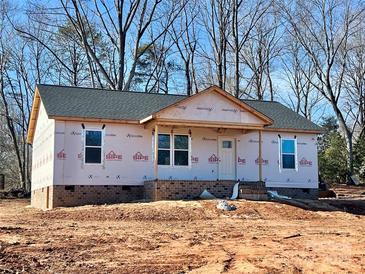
[174,135,189,166]
[85,130,102,164]
[158,134,170,165]
[157,134,190,166]
[281,139,296,169]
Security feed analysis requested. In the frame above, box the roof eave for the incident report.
[26,87,41,144]
[49,115,140,124]
[263,127,323,134]
[139,115,154,124]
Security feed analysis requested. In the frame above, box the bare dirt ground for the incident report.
[1,188,365,273]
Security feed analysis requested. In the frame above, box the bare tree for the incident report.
[0,2,33,190]
[241,11,282,100]
[282,35,323,120]
[343,21,365,137]
[64,0,186,91]
[281,0,365,176]
[230,0,271,97]
[201,0,232,89]
[170,2,199,95]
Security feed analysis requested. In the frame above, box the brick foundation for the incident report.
[31,182,318,209]
[31,185,144,209]
[239,181,268,200]
[267,187,318,199]
[144,180,237,201]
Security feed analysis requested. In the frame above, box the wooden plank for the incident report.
[258,130,263,182]
[154,124,159,179]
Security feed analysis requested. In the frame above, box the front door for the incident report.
[218,138,236,180]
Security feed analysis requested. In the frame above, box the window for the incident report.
[222,140,232,148]
[281,139,296,169]
[158,134,170,165]
[85,130,102,164]
[157,134,190,166]
[174,135,189,166]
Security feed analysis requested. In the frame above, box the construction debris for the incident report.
[216,200,236,211]
[267,190,291,200]
[199,189,216,200]
[351,175,364,186]
[283,233,302,240]
[230,182,240,200]
[0,188,29,199]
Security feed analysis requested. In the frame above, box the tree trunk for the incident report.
[185,59,191,96]
[331,97,354,180]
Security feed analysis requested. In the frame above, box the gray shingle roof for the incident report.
[37,84,185,120]
[37,84,322,132]
[242,100,322,131]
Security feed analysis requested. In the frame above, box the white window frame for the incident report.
[157,133,172,166]
[84,129,104,165]
[280,138,297,170]
[157,133,191,167]
[173,134,190,167]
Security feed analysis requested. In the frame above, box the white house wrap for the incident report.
[27,85,322,209]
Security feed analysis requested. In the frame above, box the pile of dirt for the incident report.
[36,199,332,224]
[206,200,324,220]
[36,201,218,222]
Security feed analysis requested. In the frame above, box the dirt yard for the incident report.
[1,191,365,273]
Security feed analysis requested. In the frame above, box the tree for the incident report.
[318,117,348,184]
[354,133,365,180]
[0,1,33,190]
[133,43,180,93]
[170,2,199,95]
[241,9,282,100]
[343,19,365,137]
[230,0,271,97]
[65,0,186,90]
[282,35,323,120]
[281,0,365,178]
[201,0,231,90]
[55,19,100,86]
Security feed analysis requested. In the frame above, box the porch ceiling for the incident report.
[144,118,265,130]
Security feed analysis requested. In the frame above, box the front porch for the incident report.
[149,124,266,183]
[140,86,271,183]
[141,87,278,202]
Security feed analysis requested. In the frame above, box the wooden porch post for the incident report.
[154,124,159,179]
[258,130,263,182]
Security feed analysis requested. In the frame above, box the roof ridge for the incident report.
[37,84,281,102]
[36,84,187,97]
[241,98,280,103]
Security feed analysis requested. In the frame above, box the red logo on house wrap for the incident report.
[299,157,312,166]
[208,154,219,163]
[237,157,246,165]
[106,151,122,161]
[191,156,199,163]
[57,149,66,160]
[133,152,148,161]
[255,157,268,165]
